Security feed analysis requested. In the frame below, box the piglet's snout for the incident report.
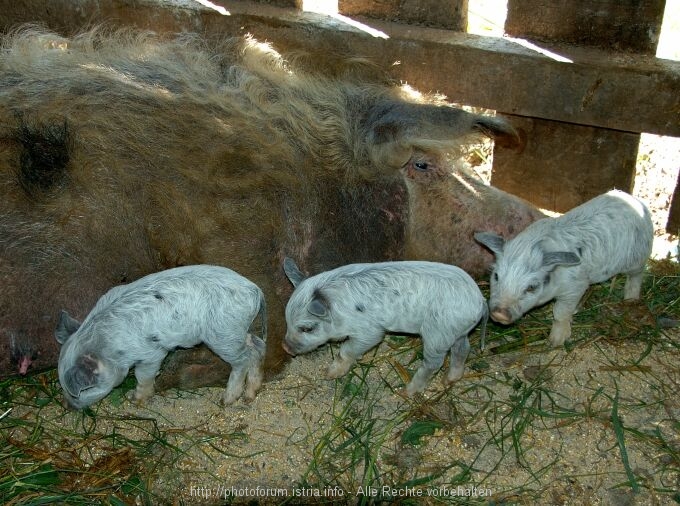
[282,339,296,356]
[490,307,513,325]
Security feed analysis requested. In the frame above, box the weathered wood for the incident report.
[0,0,678,137]
[506,0,666,53]
[338,0,468,31]
[667,178,680,234]
[492,0,665,213]
[254,0,301,8]
[492,115,638,213]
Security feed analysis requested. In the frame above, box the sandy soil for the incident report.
[9,310,677,505]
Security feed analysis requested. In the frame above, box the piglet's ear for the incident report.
[283,257,306,288]
[308,289,330,318]
[474,232,505,257]
[63,354,101,398]
[542,251,581,268]
[55,310,82,344]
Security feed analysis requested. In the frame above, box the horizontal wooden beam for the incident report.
[2,0,679,136]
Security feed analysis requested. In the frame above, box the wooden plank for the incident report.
[506,0,666,54]
[492,115,639,213]
[0,0,679,136]
[667,178,680,234]
[338,0,468,31]
[492,0,663,213]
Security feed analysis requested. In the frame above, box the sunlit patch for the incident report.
[79,63,173,96]
[451,171,480,197]
[302,0,337,15]
[192,0,229,15]
[302,0,388,39]
[398,83,425,101]
[503,37,573,63]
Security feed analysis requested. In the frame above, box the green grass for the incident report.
[1,260,679,504]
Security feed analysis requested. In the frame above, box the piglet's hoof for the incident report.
[548,324,571,347]
[221,389,243,406]
[398,386,425,400]
[325,359,353,379]
[126,389,152,406]
[404,382,426,398]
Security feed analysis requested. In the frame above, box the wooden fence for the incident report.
[2,0,679,230]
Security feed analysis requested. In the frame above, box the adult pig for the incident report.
[475,190,653,346]
[283,258,487,395]
[0,27,541,386]
[55,265,266,408]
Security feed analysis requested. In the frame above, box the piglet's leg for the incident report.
[549,295,583,347]
[327,332,383,379]
[406,337,448,396]
[446,335,471,384]
[624,270,644,300]
[208,340,252,405]
[244,335,266,402]
[223,363,248,405]
[131,360,163,403]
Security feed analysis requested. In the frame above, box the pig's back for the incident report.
[85,265,261,347]
[545,191,652,280]
[325,261,485,330]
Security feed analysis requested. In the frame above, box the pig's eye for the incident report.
[493,272,498,282]
[297,323,317,333]
[525,283,540,294]
[413,161,429,171]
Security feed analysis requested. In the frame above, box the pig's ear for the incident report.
[63,354,101,397]
[542,251,581,268]
[308,290,330,318]
[365,102,520,165]
[471,116,521,150]
[55,310,82,344]
[283,257,306,288]
[474,232,505,256]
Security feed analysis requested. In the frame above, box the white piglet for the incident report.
[55,265,267,409]
[283,259,488,396]
[475,190,653,346]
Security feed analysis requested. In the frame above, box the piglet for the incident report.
[283,258,487,396]
[55,265,266,409]
[475,189,653,346]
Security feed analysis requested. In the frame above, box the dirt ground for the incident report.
[8,315,678,505]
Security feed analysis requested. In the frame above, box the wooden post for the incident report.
[505,0,665,53]
[667,180,680,234]
[493,0,667,214]
[492,116,639,212]
[338,0,468,31]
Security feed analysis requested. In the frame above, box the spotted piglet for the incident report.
[283,259,488,396]
[55,265,266,409]
[475,190,653,347]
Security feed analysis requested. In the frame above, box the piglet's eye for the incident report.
[414,161,429,171]
[297,324,317,333]
[525,284,539,294]
[493,272,498,282]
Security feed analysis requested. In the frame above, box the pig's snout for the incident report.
[490,307,514,325]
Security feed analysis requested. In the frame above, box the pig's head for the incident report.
[474,231,581,324]
[54,310,128,409]
[281,258,345,356]
[358,94,544,277]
